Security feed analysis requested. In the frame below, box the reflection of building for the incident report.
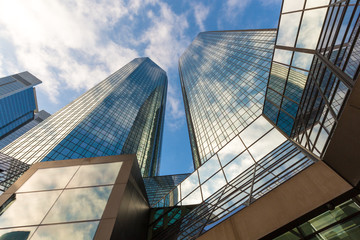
[179,30,277,168]
[0,72,41,139]
[152,1,360,239]
[0,1,360,239]
[0,110,50,150]
[0,155,150,239]
[0,57,167,177]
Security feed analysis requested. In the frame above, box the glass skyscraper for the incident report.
[0,72,41,139]
[0,110,50,150]
[1,57,167,177]
[179,30,277,168]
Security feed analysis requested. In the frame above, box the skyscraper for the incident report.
[1,57,167,177]
[0,110,50,150]
[179,30,277,168]
[0,72,41,139]
[150,1,360,239]
[0,0,359,239]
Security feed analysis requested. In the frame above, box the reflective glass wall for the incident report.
[1,58,167,177]
[0,72,41,138]
[179,30,277,168]
[0,161,122,239]
[274,196,360,240]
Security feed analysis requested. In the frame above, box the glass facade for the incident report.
[291,0,360,158]
[0,58,167,177]
[0,161,122,239]
[151,1,360,238]
[0,72,41,139]
[179,30,277,168]
[274,197,360,240]
[0,110,50,150]
[0,152,30,192]
[264,0,360,141]
[144,173,190,206]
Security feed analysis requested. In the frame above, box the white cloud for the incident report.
[224,0,251,21]
[0,0,190,126]
[0,0,138,103]
[192,3,210,31]
[142,2,189,71]
[141,2,190,126]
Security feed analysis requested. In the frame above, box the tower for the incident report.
[179,30,277,168]
[0,72,41,139]
[0,57,167,177]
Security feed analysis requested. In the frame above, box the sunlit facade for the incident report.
[151,0,360,239]
[0,110,50,150]
[0,0,360,239]
[0,57,167,177]
[179,30,277,168]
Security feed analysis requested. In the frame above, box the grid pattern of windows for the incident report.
[0,76,25,95]
[0,88,36,138]
[0,161,122,239]
[0,111,50,150]
[264,0,360,138]
[148,116,316,239]
[0,72,41,139]
[274,197,360,240]
[179,30,276,168]
[0,152,30,192]
[279,0,360,157]
[151,139,314,239]
[144,174,190,206]
[150,116,302,209]
[1,58,167,177]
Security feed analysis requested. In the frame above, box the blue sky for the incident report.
[0,0,281,175]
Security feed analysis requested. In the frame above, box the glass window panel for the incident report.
[268,63,289,93]
[181,187,202,205]
[314,127,329,153]
[282,0,305,13]
[201,171,227,199]
[309,124,321,145]
[292,52,314,70]
[267,88,282,106]
[306,0,329,9]
[198,155,221,184]
[240,116,273,147]
[248,128,287,161]
[223,151,254,182]
[278,110,295,136]
[252,170,277,197]
[331,81,348,116]
[169,185,181,207]
[297,8,327,49]
[221,191,249,211]
[277,12,302,47]
[309,200,360,231]
[0,191,61,228]
[264,100,280,123]
[42,186,112,224]
[318,216,360,239]
[217,137,245,165]
[180,171,200,199]
[67,162,122,188]
[31,221,99,240]
[17,166,79,193]
[0,227,36,240]
[273,49,293,65]
[281,98,298,117]
[286,68,308,102]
